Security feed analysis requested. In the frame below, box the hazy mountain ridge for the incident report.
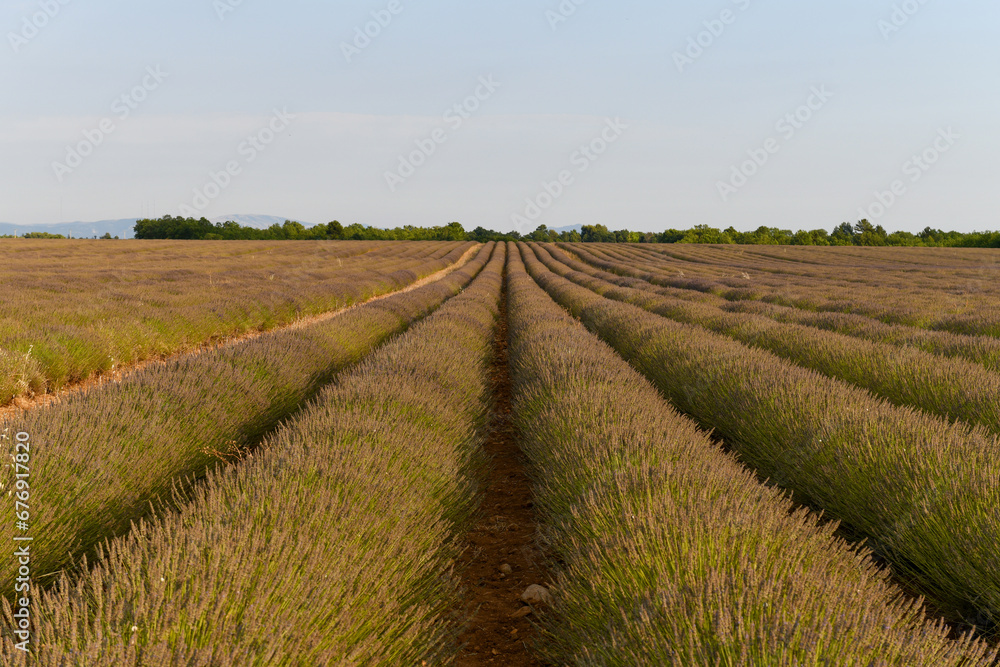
[552,224,583,233]
[0,215,312,239]
[0,219,139,239]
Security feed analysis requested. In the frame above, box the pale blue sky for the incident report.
[1,0,998,233]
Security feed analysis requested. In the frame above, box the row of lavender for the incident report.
[522,241,1000,638]
[565,243,1000,371]
[533,243,1000,435]
[2,244,506,663]
[572,242,1000,337]
[0,243,490,596]
[601,243,999,304]
[0,241,473,405]
[507,243,994,664]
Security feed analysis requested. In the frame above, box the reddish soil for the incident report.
[0,245,480,424]
[455,274,547,666]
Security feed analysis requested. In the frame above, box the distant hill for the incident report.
[552,224,583,233]
[0,219,138,239]
[0,215,317,239]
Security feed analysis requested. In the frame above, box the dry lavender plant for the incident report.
[522,242,1000,637]
[506,245,994,665]
[0,240,473,404]
[0,244,493,595]
[1,244,506,665]
[531,243,1000,435]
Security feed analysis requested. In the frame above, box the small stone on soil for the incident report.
[521,584,551,606]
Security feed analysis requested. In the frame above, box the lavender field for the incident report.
[3,241,1000,665]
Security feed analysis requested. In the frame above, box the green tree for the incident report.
[526,225,550,242]
[282,220,308,239]
[791,230,815,245]
[679,225,733,244]
[23,232,66,239]
[441,221,467,241]
[659,229,686,243]
[581,224,615,243]
[830,222,856,246]
[854,220,888,246]
[886,231,921,246]
[134,216,214,240]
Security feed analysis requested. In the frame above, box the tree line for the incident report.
[133,217,468,241]
[9,216,993,248]
[0,232,118,240]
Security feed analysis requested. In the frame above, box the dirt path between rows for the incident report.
[0,244,480,424]
[455,271,547,666]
